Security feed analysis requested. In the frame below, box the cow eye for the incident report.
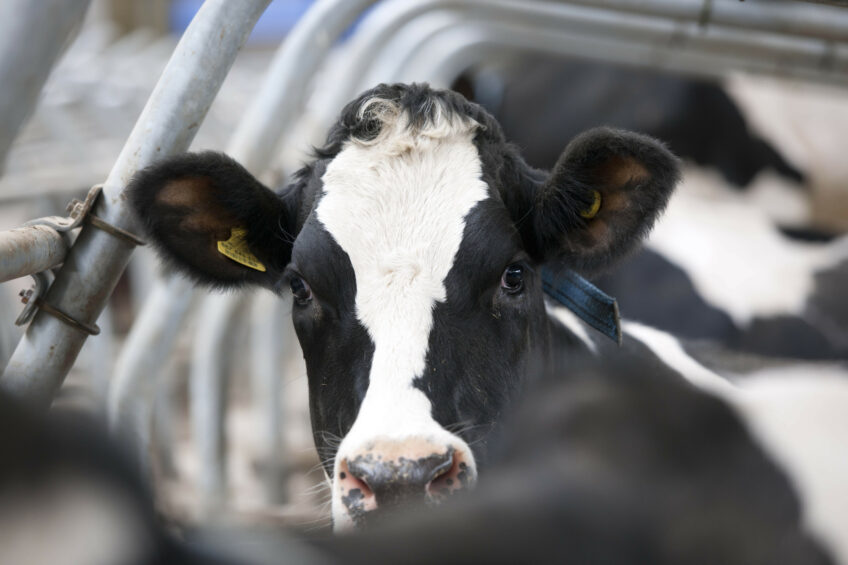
[501,264,524,294]
[289,275,313,305]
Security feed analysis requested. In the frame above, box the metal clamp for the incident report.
[34,296,101,336]
[15,272,51,326]
[15,183,144,333]
[24,184,146,247]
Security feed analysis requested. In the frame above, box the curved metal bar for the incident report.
[1,0,272,407]
[556,0,848,43]
[397,20,848,88]
[250,292,295,503]
[107,275,196,469]
[190,291,247,513]
[227,0,380,170]
[374,3,847,92]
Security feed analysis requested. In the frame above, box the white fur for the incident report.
[316,99,486,529]
[625,321,848,564]
[648,167,848,326]
[545,302,598,353]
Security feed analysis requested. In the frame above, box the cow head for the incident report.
[129,83,679,529]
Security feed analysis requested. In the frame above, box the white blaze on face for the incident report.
[316,100,488,528]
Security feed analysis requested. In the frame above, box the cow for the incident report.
[0,356,833,565]
[461,56,848,360]
[128,83,848,561]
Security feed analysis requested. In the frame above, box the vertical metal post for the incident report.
[0,0,272,407]
[108,275,196,472]
[250,293,294,503]
[0,0,90,172]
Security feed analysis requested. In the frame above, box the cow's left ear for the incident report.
[531,127,680,273]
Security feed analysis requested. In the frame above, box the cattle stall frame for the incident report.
[1,0,848,516]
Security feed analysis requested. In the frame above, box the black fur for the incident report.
[322,355,832,565]
[536,127,680,274]
[1,359,829,565]
[127,151,296,289]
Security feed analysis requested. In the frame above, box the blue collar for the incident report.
[542,267,622,345]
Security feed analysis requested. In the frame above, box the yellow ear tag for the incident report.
[580,190,602,219]
[217,227,266,272]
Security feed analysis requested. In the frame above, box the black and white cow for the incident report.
[463,56,848,360]
[129,83,848,561]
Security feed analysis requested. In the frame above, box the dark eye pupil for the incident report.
[501,264,524,293]
[290,276,312,303]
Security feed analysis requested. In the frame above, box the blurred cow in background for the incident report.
[459,56,848,360]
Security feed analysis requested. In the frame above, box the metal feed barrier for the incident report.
[1,0,847,518]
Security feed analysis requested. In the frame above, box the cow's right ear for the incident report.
[128,151,298,290]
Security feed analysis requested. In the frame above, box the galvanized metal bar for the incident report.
[313,0,470,144]
[397,18,848,89]
[315,0,848,148]
[0,226,68,283]
[0,0,90,172]
[190,292,246,513]
[351,2,848,97]
[227,0,380,171]
[250,292,293,503]
[558,0,848,42]
[107,275,196,472]
[1,0,272,407]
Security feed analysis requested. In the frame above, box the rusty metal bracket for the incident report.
[24,184,146,246]
[15,272,51,326]
[15,267,100,335]
[14,184,144,333]
[34,296,101,336]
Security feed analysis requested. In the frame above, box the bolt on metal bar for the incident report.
[1,0,272,407]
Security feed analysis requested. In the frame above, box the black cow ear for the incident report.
[532,127,680,273]
[128,151,299,289]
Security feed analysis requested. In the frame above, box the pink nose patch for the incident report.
[337,439,474,525]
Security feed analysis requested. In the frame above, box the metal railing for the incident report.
[0,0,272,406]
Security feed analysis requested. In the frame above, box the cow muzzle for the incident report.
[334,438,476,528]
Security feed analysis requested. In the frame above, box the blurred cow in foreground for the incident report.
[0,354,834,564]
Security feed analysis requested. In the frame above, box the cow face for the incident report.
[130,83,679,529]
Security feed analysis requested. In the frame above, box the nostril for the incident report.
[339,459,375,504]
[427,449,472,500]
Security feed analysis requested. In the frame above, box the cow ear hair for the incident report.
[128,151,299,289]
[531,127,680,273]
